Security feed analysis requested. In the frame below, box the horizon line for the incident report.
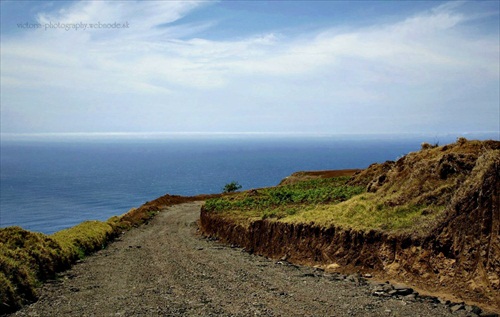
[1,131,499,140]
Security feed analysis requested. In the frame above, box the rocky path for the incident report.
[12,202,482,316]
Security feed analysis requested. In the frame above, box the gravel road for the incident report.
[12,202,480,317]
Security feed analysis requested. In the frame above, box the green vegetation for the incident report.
[0,221,117,312]
[0,200,167,313]
[0,193,211,313]
[222,181,243,193]
[282,193,445,233]
[205,138,500,235]
[205,175,448,233]
[205,177,365,223]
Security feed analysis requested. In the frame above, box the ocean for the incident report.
[1,133,497,234]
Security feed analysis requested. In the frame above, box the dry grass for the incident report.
[0,193,211,314]
[282,193,445,235]
[0,222,117,312]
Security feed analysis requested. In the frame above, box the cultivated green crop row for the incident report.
[204,177,365,214]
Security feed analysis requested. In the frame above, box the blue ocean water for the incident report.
[1,133,496,234]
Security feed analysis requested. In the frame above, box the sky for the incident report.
[1,0,499,136]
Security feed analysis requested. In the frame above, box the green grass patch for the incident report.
[0,227,62,310]
[51,220,116,261]
[0,221,117,312]
[0,203,160,313]
[204,177,365,222]
[204,177,446,234]
[282,193,445,233]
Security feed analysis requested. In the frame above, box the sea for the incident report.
[1,132,497,234]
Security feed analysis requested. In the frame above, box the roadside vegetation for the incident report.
[0,194,210,314]
[281,193,446,233]
[0,221,116,313]
[206,176,442,233]
[204,138,500,235]
[205,177,365,225]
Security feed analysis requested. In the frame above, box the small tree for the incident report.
[222,181,242,193]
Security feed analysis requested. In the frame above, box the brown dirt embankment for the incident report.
[200,139,500,312]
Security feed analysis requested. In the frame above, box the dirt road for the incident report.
[12,202,477,316]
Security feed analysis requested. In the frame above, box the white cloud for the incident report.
[1,1,498,134]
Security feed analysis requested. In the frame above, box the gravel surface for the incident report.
[12,202,480,317]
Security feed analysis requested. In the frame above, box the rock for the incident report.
[393,284,413,293]
[419,295,440,304]
[388,290,398,296]
[450,304,465,313]
[465,305,482,315]
[325,263,341,272]
[404,294,417,301]
[347,274,367,286]
[363,273,373,278]
[372,291,391,297]
[394,288,413,296]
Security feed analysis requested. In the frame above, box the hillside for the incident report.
[200,138,500,311]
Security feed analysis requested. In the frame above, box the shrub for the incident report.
[222,181,242,193]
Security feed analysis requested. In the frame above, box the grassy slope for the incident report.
[205,177,440,234]
[0,221,116,312]
[205,138,500,235]
[0,194,212,314]
[204,177,364,226]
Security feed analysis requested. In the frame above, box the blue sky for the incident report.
[1,0,499,135]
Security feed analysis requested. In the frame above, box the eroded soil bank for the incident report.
[10,202,484,317]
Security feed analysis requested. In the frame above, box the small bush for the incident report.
[222,181,242,193]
